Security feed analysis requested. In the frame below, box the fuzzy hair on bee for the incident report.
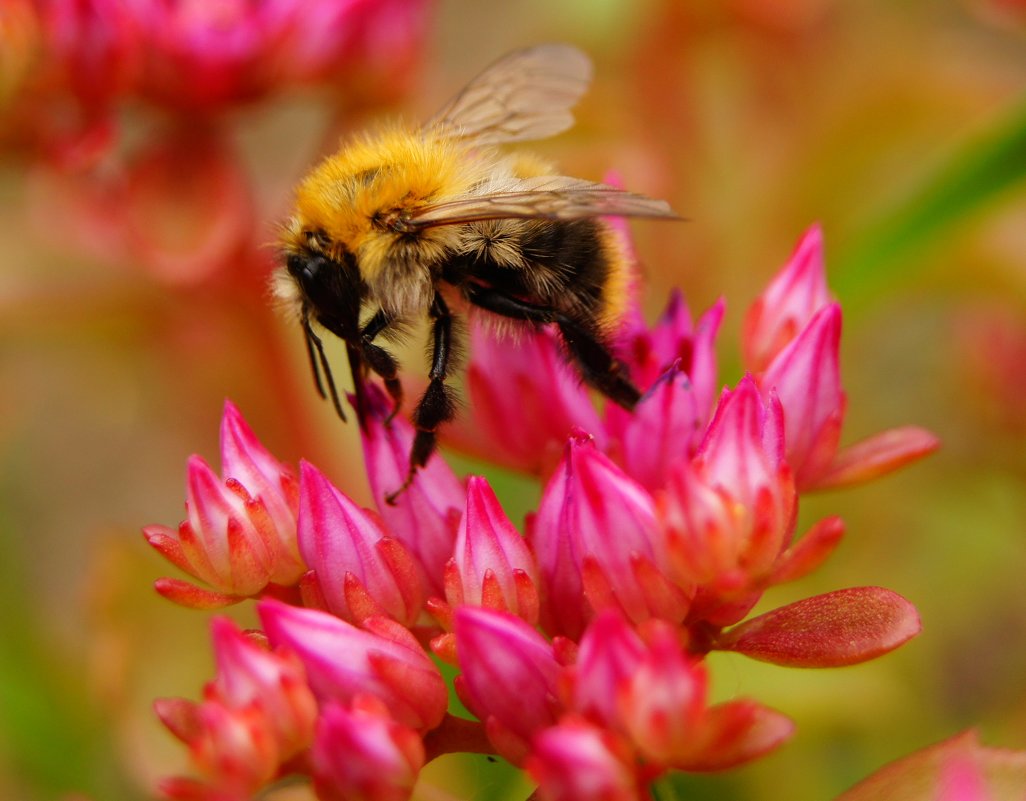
[275,43,680,501]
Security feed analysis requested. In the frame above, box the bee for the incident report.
[275,44,679,499]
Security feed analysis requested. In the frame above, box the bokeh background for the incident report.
[2,1,1026,799]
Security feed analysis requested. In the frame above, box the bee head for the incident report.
[283,233,365,343]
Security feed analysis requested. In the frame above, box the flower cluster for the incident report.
[147,225,938,800]
[1,0,431,284]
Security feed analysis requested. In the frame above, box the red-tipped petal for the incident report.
[770,516,845,585]
[834,730,1026,801]
[812,426,941,490]
[717,587,921,667]
[675,699,794,771]
[153,578,243,609]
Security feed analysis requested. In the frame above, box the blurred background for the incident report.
[1,1,1025,799]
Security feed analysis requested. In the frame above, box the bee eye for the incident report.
[287,254,327,293]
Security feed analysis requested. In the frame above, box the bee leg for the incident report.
[386,293,457,504]
[465,284,640,410]
[301,310,347,422]
[359,310,403,422]
[554,316,640,410]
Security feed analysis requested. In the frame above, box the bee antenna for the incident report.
[302,311,347,422]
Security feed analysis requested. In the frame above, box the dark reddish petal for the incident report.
[811,426,941,490]
[716,587,921,667]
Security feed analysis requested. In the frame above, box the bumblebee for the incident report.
[275,44,678,498]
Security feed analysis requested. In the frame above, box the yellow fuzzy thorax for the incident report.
[287,125,478,257]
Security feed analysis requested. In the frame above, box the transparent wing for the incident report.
[423,44,592,146]
[404,175,680,227]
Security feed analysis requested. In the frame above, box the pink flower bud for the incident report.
[446,476,539,622]
[532,434,688,639]
[219,401,302,583]
[760,304,846,488]
[258,600,447,733]
[311,697,425,801]
[528,721,642,801]
[154,698,279,798]
[144,403,304,606]
[570,611,646,728]
[453,607,562,764]
[743,224,831,373]
[457,318,605,474]
[616,364,705,491]
[297,460,424,626]
[661,378,796,617]
[144,456,275,604]
[359,384,464,597]
[207,617,316,760]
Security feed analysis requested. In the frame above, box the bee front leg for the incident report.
[359,309,403,422]
[386,293,457,504]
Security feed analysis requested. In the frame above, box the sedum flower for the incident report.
[531,432,690,640]
[660,377,796,624]
[311,696,425,801]
[453,606,563,765]
[258,599,448,733]
[528,720,642,801]
[143,402,300,608]
[743,223,832,373]
[359,383,465,597]
[154,617,317,800]
[296,459,424,627]
[455,317,606,475]
[442,475,540,623]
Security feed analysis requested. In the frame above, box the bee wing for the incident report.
[404,175,680,227]
[423,44,592,146]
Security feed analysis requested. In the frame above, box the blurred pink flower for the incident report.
[743,223,832,373]
[759,303,846,487]
[528,721,642,801]
[312,697,425,801]
[258,599,448,733]
[296,460,424,626]
[154,617,317,800]
[531,433,689,639]
[143,402,301,607]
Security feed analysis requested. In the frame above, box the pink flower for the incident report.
[570,610,647,728]
[530,433,689,640]
[760,303,846,488]
[155,699,279,800]
[615,363,706,491]
[207,617,316,760]
[258,599,447,733]
[443,476,540,623]
[614,290,723,404]
[616,621,793,771]
[528,721,642,801]
[453,606,562,765]
[124,0,430,112]
[454,318,605,475]
[660,377,796,623]
[296,460,424,626]
[359,384,465,597]
[311,697,425,801]
[743,224,832,373]
[143,402,300,607]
